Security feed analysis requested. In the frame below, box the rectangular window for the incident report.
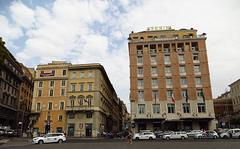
[151,67,157,76]
[36,103,41,111]
[50,81,54,87]
[167,103,175,113]
[38,90,42,97]
[39,81,43,87]
[195,77,201,85]
[68,113,75,119]
[138,90,144,102]
[80,72,85,78]
[49,89,54,96]
[152,90,159,101]
[167,90,173,100]
[86,112,92,118]
[151,78,158,87]
[80,83,84,91]
[193,53,199,61]
[88,72,94,78]
[61,88,65,96]
[48,102,52,110]
[60,102,64,110]
[71,84,76,92]
[137,79,144,88]
[179,66,186,74]
[71,72,76,79]
[137,67,143,77]
[183,103,190,113]
[61,80,66,86]
[198,103,206,113]
[166,78,172,86]
[194,65,200,73]
[165,66,171,74]
[153,104,160,114]
[180,77,187,86]
[63,70,66,76]
[164,55,170,64]
[150,55,157,64]
[137,56,143,64]
[197,89,204,103]
[138,104,145,114]
[88,83,93,91]
[58,115,63,121]
[178,54,185,63]
[181,90,188,103]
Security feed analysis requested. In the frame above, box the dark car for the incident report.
[154,131,164,138]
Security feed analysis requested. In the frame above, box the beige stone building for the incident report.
[66,64,121,137]
[128,27,216,132]
[229,79,240,113]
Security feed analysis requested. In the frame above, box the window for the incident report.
[137,79,144,88]
[61,80,66,86]
[138,104,145,114]
[137,67,143,77]
[86,112,92,118]
[60,102,64,110]
[138,90,144,102]
[48,102,52,110]
[50,81,54,87]
[68,113,75,119]
[63,70,66,76]
[166,78,172,86]
[137,56,143,64]
[137,49,143,55]
[58,115,63,121]
[80,72,85,78]
[87,96,93,107]
[153,104,160,114]
[195,77,202,85]
[193,53,199,61]
[198,103,206,113]
[164,55,170,64]
[38,90,42,97]
[152,90,159,101]
[80,83,84,91]
[167,90,173,100]
[180,77,187,86]
[151,79,158,87]
[165,66,171,74]
[178,54,185,63]
[70,99,75,107]
[197,89,205,103]
[181,90,189,103]
[71,72,76,79]
[88,83,93,91]
[39,81,43,87]
[150,55,157,64]
[71,84,76,92]
[36,103,41,111]
[179,66,186,74]
[194,65,200,73]
[151,67,157,76]
[88,72,94,78]
[167,103,175,113]
[61,89,65,96]
[183,103,190,113]
[49,89,54,96]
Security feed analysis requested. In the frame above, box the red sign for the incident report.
[40,70,55,77]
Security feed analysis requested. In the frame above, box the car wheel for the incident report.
[223,135,228,139]
[58,139,63,144]
[198,136,202,139]
[166,137,170,140]
[135,137,139,140]
[149,137,153,140]
[213,136,217,139]
[181,136,185,140]
[38,140,44,144]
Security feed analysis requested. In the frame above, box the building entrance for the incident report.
[85,123,92,137]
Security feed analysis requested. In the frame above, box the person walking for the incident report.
[127,129,133,144]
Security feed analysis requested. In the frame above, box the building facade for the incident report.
[30,61,70,134]
[128,27,216,132]
[0,37,23,129]
[229,79,240,113]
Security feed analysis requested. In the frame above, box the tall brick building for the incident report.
[128,27,216,132]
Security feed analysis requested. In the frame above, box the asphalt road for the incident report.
[1,139,240,149]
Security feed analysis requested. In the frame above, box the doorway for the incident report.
[85,123,92,137]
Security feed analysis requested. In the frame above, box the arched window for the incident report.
[77,95,84,106]
[86,95,93,107]
[69,95,76,107]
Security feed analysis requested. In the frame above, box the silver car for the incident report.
[163,131,188,140]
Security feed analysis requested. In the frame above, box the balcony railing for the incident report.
[66,106,94,111]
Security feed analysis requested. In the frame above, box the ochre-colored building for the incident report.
[229,79,240,113]
[128,27,216,132]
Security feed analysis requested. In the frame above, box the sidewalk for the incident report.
[0,137,31,147]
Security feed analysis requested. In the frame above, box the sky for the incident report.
[0,0,240,111]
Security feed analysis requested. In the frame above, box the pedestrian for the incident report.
[127,129,133,144]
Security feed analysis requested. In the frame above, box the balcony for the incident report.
[66,106,95,112]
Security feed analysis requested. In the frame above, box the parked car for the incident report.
[133,132,156,140]
[163,131,188,140]
[187,130,204,137]
[0,129,6,136]
[5,129,15,137]
[32,133,66,144]
[194,131,219,139]
[154,131,164,138]
[220,128,240,139]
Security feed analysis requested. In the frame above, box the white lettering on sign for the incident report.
[147,26,172,31]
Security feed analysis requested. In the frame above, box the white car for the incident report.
[194,131,219,139]
[133,132,156,140]
[163,131,188,140]
[187,130,203,137]
[220,128,240,139]
[32,133,66,144]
